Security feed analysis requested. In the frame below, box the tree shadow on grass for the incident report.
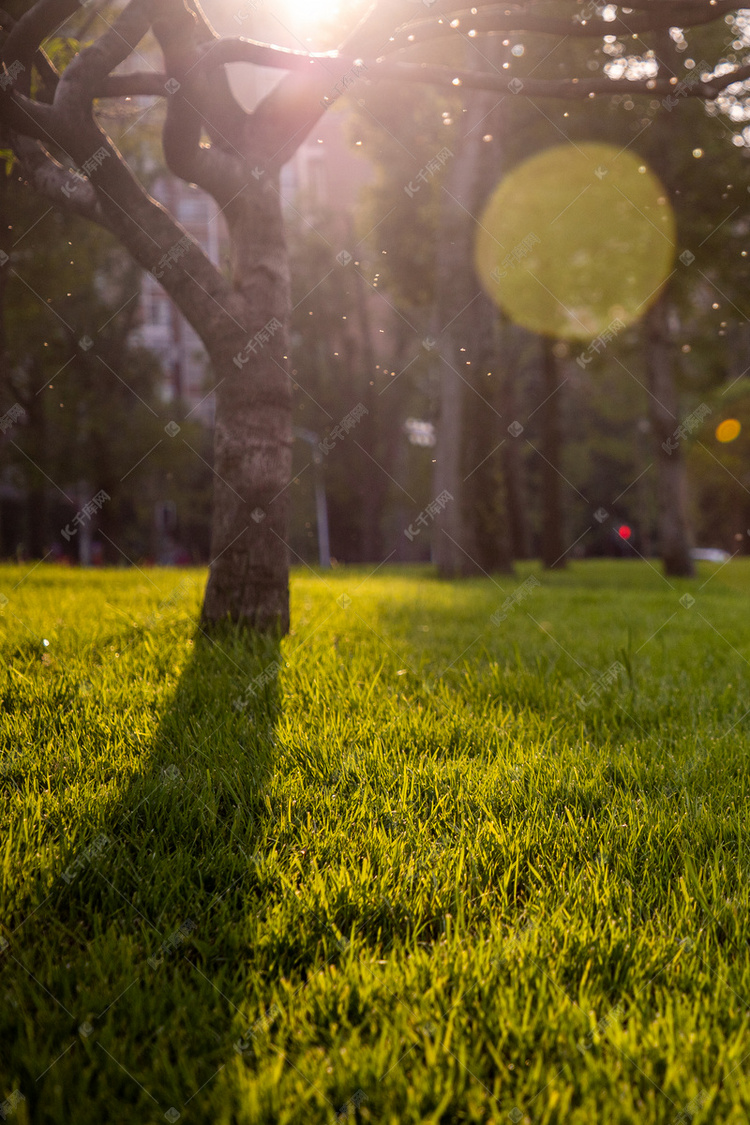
[97,623,280,922]
[6,624,283,1124]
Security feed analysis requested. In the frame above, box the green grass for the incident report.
[2,558,750,1124]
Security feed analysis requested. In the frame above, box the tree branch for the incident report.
[92,55,750,107]
[1,85,61,147]
[132,35,748,107]
[12,134,111,227]
[56,0,152,115]
[6,2,243,352]
[150,0,249,204]
[385,0,740,52]
[1,0,78,71]
[0,6,58,100]
[421,0,733,14]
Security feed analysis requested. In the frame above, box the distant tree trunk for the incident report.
[353,262,386,562]
[644,300,695,577]
[27,481,47,558]
[0,168,8,382]
[26,370,47,558]
[0,171,10,561]
[433,46,513,578]
[465,311,514,573]
[643,30,695,579]
[539,338,567,569]
[635,418,654,559]
[434,327,473,575]
[376,319,420,562]
[501,324,531,559]
[77,481,93,566]
[432,115,482,577]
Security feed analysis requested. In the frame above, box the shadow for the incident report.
[5,622,282,1122]
[55,622,280,921]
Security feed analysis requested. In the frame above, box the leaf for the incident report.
[42,36,80,70]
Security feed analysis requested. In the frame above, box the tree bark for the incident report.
[200,183,293,632]
[434,330,474,576]
[539,337,567,569]
[500,325,531,560]
[644,300,695,578]
[640,29,695,579]
[433,46,513,578]
[352,260,386,563]
[24,360,48,559]
[464,310,514,573]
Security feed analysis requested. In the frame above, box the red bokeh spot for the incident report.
[618,525,632,540]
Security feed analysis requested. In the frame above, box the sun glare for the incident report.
[282,0,343,31]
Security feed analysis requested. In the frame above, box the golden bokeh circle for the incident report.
[716,418,741,443]
[474,142,676,341]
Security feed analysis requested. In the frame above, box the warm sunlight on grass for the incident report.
[3,561,750,1122]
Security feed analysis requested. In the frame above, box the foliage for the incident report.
[0,156,213,561]
[687,378,750,546]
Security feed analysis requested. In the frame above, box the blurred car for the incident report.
[690,548,730,563]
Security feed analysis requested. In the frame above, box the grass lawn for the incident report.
[2,558,750,1124]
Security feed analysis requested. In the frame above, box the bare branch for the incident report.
[150,0,249,202]
[606,0,726,10]
[385,0,740,52]
[179,38,342,73]
[12,134,110,227]
[0,5,59,100]
[694,62,750,96]
[97,71,170,97]
[1,0,78,70]
[32,46,60,100]
[56,0,151,114]
[4,0,242,351]
[94,58,750,104]
[369,56,750,101]
[1,86,61,147]
[421,0,732,15]
[173,36,750,107]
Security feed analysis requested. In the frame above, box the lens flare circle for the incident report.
[716,418,741,443]
[475,142,676,341]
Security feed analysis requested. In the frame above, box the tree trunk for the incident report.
[26,376,47,559]
[644,300,695,578]
[432,161,478,578]
[200,181,292,632]
[635,418,654,560]
[431,48,512,576]
[500,326,531,559]
[434,329,475,576]
[641,30,695,579]
[539,338,567,569]
[353,262,385,562]
[464,310,514,573]
[27,482,46,558]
